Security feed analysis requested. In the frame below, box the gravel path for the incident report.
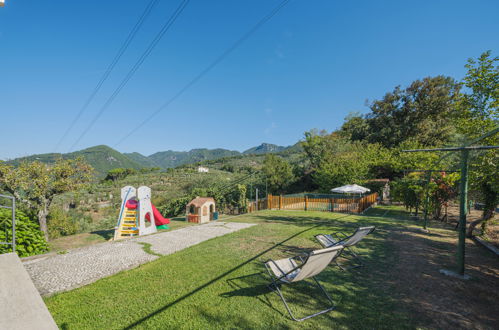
[23,221,255,296]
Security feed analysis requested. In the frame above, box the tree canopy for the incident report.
[0,157,93,239]
[262,154,295,193]
[341,76,461,148]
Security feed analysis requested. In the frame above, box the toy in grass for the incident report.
[113,186,170,240]
[186,197,217,223]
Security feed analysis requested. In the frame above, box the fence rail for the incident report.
[248,193,378,214]
[0,194,16,253]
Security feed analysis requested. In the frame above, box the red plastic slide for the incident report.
[149,203,170,226]
[126,199,170,226]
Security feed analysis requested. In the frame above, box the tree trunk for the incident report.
[37,203,50,241]
[466,208,495,238]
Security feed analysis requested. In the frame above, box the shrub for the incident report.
[104,168,137,182]
[157,197,191,217]
[0,209,48,257]
[47,208,79,239]
[69,210,93,233]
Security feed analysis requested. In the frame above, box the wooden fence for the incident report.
[247,198,267,213]
[248,193,378,214]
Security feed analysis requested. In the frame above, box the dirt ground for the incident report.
[485,220,499,248]
[386,220,499,329]
[445,204,499,248]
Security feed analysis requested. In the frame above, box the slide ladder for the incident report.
[114,186,139,240]
[115,207,139,239]
[114,185,161,240]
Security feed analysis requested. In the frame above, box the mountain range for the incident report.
[5,143,296,177]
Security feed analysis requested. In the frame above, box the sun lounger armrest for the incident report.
[295,254,308,263]
[265,257,304,282]
[335,232,349,239]
[333,232,351,244]
[315,234,338,248]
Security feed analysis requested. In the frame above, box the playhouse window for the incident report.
[189,205,195,214]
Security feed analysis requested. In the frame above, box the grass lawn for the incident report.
[48,217,196,252]
[44,207,499,329]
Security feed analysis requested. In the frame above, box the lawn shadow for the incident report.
[123,224,322,329]
[221,272,284,316]
[120,206,498,329]
[252,213,358,229]
[90,229,114,241]
[357,225,499,329]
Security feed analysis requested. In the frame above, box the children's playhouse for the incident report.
[114,186,170,240]
[186,197,217,223]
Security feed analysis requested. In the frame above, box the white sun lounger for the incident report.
[315,226,375,270]
[264,245,344,321]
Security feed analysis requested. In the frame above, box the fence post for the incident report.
[329,198,333,212]
[267,194,271,210]
[304,196,308,211]
[279,195,283,210]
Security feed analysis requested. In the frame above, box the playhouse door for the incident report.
[209,204,214,220]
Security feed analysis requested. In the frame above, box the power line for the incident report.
[217,172,256,193]
[53,0,161,152]
[114,0,291,147]
[68,0,190,152]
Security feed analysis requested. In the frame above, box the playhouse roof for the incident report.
[187,197,215,208]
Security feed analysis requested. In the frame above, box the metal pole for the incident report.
[255,188,259,211]
[12,197,16,253]
[457,149,469,275]
[423,171,432,230]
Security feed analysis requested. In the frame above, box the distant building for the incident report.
[197,166,209,173]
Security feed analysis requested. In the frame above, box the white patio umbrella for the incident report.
[331,184,370,194]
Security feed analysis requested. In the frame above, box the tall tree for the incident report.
[365,76,461,148]
[457,51,499,237]
[302,131,399,191]
[339,112,369,141]
[262,154,295,193]
[0,158,93,240]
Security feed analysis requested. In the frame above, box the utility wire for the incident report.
[68,0,190,152]
[217,172,256,193]
[114,0,291,147]
[54,0,161,152]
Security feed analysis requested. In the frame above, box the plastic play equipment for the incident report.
[150,204,170,229]
[114,186,170,240]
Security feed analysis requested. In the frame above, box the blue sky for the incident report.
[0,0,498,159]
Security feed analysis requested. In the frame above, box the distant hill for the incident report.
[243,143,287,154]
[281,142,303,154]
[149,148,240,168]
[185,142,305,173]
[6,142,299,177]
[123,152,160,168]
[8,145,144,178]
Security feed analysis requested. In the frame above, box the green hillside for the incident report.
[186,144,305,172]
[281,142,303,154]
[243,143,286,154]
[149,148,240,168]
[123,152,160,168]
[9,145,144,178]
[6,143,297,178]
